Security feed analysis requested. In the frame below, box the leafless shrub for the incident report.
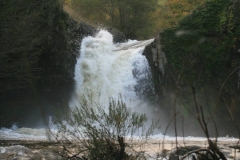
[50,95,158,160]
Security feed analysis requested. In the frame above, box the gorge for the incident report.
[1,0,240,159]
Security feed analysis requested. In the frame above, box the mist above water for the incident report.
[70,30,154,111]
[0,30,238,141]
[0,30,158,139]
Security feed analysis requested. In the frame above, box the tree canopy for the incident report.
[63,0,205,39]
[65,0,158,39]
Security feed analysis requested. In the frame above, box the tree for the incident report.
[166,0,203,22]
[68,0,159,39]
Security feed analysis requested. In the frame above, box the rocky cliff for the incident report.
[143,0,240,136]
[0,0,125,127]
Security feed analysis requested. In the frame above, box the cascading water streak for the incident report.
[70,30,154,110]
[0,30,155,141]
[0,31,237,160]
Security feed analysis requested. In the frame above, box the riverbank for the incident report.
[0,137,239,160]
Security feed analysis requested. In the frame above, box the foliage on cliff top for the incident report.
[160,0,240,92]
[63,0,159,39]
[63,0,204,39]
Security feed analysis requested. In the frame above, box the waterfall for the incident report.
[0,30,155,141]
[70,30,154,110]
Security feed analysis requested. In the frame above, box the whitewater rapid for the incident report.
[1,30,240,160]
[0,30,155,140]
[70,30,154,109]
[2,30,237,142]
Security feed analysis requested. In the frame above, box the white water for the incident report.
[70,30,154,110]
[1,30,240,160]
[0,124,238,159]
[1,123,239,142]
[0,30,155,140]
[0,30,238,142]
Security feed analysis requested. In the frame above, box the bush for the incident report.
[50,95,157,160]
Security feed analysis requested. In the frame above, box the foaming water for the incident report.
[0,30,155,140]
[0,125,48,140]
[1,124,238,142]
[1,31,240,160]
[70,30,154,109]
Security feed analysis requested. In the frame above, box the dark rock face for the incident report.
[0,0,113,128]
[0,0,126,128]
[142,37,170,98]
[143,0,240,136]
[105,27,126,43]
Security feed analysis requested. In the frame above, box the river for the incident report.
[0,30,239,160]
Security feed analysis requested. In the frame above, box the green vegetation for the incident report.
[64,0,158,39]
[152,0,204,33]
[161,0,240,90]
[155,0,240,131]
[63,0,204,39]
